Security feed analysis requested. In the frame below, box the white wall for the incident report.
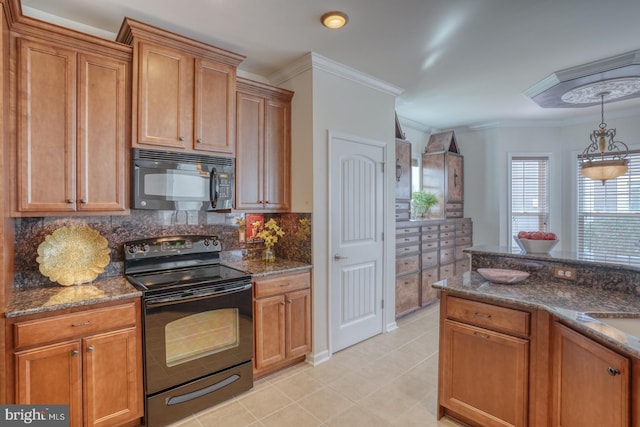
[277,53,399,363]
[455,110,640,251]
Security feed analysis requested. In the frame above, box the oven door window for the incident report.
[165,308,239,367]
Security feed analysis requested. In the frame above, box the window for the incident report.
[577,151,640,266]
[510,156,550,249]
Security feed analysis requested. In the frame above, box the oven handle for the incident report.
[144,282,252,308]
[165,373,241,406]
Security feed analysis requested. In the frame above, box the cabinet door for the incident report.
[396,273,420,317]
[286,289,311,358]
[137,42,190,148]
[421,267,439,306]
[551,322,629,427]
[17,39,76,213]
[77,53,127,212]
[236,91,264,210]
[194,58,236,155]
[395,139,412,200]
[15,341,83,427]
[263,99,290,211]
[440,319,529,427]
[446,154,463,202]
[83,328,142,427]
[254,295,286,369]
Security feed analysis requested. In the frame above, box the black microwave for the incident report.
[132,148,234,211]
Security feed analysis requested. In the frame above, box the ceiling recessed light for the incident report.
[321,11,348,29]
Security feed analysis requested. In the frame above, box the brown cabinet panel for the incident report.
[421,268,439,306]
[422,152,464,218]
[16,39,76,213]
[236,91,264,210]
[396,254,420,276]
[137,42,189,148]
[440,319,529,427]
[286,289,311,358]
[193,58,236,154]
[446,295,530,337]
[254,295,286,369]
[264,99,290,210]
[396,273,420,317]
[551,322,629,427]
[395,139,411,200]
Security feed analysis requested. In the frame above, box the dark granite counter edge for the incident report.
[433,273,640,359]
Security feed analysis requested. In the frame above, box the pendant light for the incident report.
[580,92,629,185]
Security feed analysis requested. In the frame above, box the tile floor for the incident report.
[168,303,464,427]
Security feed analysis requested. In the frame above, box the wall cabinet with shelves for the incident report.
[117,18,244,156]
[236,78,293,211]
[12,31,130,216]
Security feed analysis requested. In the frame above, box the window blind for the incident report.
[577,150,640,266]
[511,156,550,249]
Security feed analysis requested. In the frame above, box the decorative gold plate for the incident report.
[36,226,110,286]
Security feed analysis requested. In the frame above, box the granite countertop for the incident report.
[5,258,311,318]
[433,271,640,358]
[223,258,312,277]
[5,276,142,318]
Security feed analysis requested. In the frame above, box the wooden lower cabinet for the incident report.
[253,270,311,378]
[438,294,531,427]
[9,300,143,427]
[550,321,630,427]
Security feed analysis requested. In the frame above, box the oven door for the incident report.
[143,281,253,395]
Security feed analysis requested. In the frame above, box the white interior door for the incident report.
[329,132,385,352]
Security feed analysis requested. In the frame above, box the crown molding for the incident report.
[270,52,404,97]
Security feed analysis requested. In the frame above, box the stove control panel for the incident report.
[124,235,221,259]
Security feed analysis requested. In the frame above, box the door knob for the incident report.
[334,254,348,260]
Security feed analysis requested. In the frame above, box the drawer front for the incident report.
[455,246,469,260]
[440,238,455,248]
[422,240,439,251]
[395,201,410,211]
[254,271,311,298]
[396,254,420,276]
[440,248,455,265]
[447,202,463,211]
[396,273,420,315]
[395,211,410,221]
[455,236,472,247]
[396,234,420,245]
[421,267,438,285]
[439,264,455,280]
[440,231,455,240]
[445,295,530,336]
[396,226,420,237]
[14,302,137,349]
[446,209,463,218]
[440,223,456,232]
[456,226,471,237]
[422,224,439,234]
[421,251,439,268]
[421,231,439,241]
[456,258,471,274]
[396,244,420,257]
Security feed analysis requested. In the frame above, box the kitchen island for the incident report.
[433,246,640,427]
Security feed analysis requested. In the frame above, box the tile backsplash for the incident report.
[13,210,311,290]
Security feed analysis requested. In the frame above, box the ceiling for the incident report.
[20,0,640,131]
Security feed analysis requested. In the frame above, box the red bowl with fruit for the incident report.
[514,231,558,254]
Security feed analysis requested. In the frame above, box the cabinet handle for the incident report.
[454,171,459,187]
[197,138,203,144]
[71,350,79,356]
[67,199,75,204]
[607,367,621,376]
[80,199,87,204]
[474,312,492,319]
[473,332,490,339]
[87,346,94,353]
[71,321,92,327]
[179,136,185,141]
[287,299,292,304]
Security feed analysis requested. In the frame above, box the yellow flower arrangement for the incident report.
[235,217,246,227]
[256,218,285,248]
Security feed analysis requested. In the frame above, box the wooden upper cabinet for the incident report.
[137,42,190,149]
[14,37,129,216]
[118,17,244,156]
[236,78,293,212]
[395,139,412,200]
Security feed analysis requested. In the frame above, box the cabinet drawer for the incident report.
[396,234,420,245]
[439,264,455,280]
[455,258,471,274]
[422,251,439,268]
[14,302,137,349]
[422,231,439,241]
[422,224,439,233]
[455,246,469,260]
[396,226,420,236]
[440,223,456,232]
[440,248,455,264]
[440,231,455,240]
[440,239,455,248]
[395,201,410,211]
[445,296,530,336]
[254,271,311,298]
[396,255,420,276]
[421,267,438,285]
[422,240,439,251]
[396,244,420,257]
[395,273,420,315]
[395,211,410,221]
[447,202,463,211]
[455,236,471,246]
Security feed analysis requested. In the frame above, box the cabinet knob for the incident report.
[607,367,621,376]
[71,350,79,356]
[197,138,203,144]
[87,346,94,353]
[280,301,285,306]
[179,136,185,141]
[287,299,292,304]
[80,199,87,204]
[67,199,75,204]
